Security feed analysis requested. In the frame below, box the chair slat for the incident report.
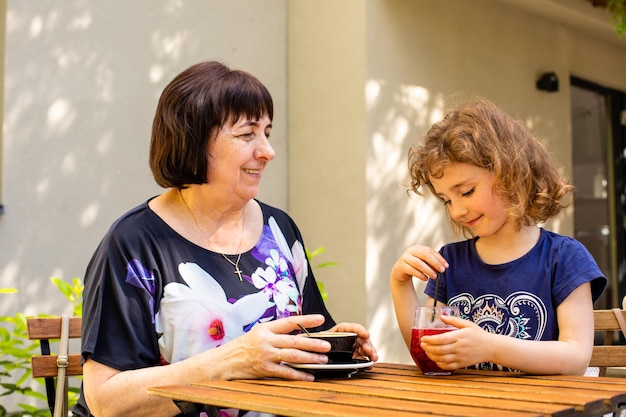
[590,346,626,367]
[27,317,82,339]
[27,315,84,414]
[593,310,624,331]
[592,309,626,374]
[31,354,83,378]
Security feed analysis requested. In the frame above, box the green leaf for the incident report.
[314,261,339,269]
[306,246,337,302]
[50,276,84,317]
[306,246,326,259]
[317,282,328,302]
[50,277,72,298]
[608,0,626,37]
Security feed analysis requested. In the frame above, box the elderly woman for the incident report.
[74,61,377,417]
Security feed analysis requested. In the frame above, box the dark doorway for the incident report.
[571,76,626,309]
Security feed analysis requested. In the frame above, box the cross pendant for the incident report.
[234,267,243,281]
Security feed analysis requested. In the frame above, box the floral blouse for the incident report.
[73,198,334,417]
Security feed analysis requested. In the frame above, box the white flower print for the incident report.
[155,262,269,363]
[251,249,300,318]
[268,216,309,291]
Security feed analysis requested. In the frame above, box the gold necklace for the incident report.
[178,189,246,281]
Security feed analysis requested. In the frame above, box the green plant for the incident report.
[306,246,338,302]
[0,313,47,417]
[49,277,83,318]
[608,0,626,37]
[0,277,83,416]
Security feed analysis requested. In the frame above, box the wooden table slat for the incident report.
[358,373,612,406]
[528,374,626,389]
[449,374,626,410]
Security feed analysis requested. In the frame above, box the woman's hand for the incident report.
[209,314,337,381]
[214,316,379,382]
[329,322,379,362]
[390,245,448,283]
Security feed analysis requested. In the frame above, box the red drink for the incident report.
[410,327,454,375]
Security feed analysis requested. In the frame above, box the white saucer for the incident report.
[282,359,374,379]
[283,360,374,370]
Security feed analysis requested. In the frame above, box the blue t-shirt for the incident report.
[424,228,606,371]
[73,198,334,417]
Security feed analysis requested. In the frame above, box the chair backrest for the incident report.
[27,316,82,415]
[590,308,626,376]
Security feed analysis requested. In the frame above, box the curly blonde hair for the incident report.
[408,98,574,237]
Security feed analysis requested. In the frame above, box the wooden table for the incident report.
[148,362,626,417]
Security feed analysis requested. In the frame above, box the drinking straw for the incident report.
[431,273,440,321]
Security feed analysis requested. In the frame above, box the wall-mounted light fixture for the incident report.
[536,72,559,92]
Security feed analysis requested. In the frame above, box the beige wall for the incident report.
[288,0,368,327]
[0,0,288,313]
[0,0,4,211]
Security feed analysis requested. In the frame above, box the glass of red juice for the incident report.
[410,306,460,375]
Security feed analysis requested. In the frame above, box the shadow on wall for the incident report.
[365,77,457,362]
[2,1,286,316]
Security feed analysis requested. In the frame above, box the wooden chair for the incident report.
[591,308,626,377]
[27,316,82,416]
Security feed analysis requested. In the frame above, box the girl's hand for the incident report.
[329,322,379,362]
[390,245,449,283]
[389,245,448,348]
[419,316,492,370]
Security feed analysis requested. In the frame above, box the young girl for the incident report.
[390,98,607,375]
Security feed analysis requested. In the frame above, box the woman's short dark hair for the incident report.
[149,61,274,188]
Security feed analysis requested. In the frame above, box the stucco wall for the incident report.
[0,0,288,318]
[287,0,368,329]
